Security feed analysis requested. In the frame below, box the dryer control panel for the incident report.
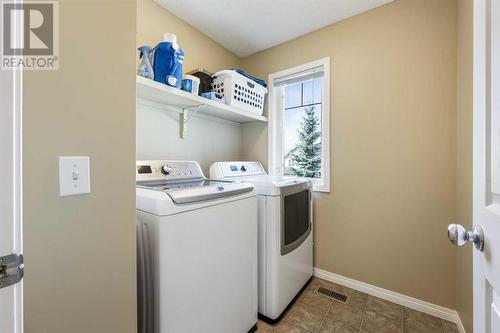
[210,161,266,178]
[136,160,204,182]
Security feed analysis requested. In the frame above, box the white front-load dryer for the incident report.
[210,161,313,322]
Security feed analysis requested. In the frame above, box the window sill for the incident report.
[312,183,330,193]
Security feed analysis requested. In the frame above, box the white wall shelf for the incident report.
[136,75,268,124]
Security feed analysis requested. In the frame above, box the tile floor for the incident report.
[256,277,459,333]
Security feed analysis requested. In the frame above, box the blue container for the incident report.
[182,79,193,93]
[152,33,184,88]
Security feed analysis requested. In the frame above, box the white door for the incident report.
[0,7,23,332]
[471,0,500,332]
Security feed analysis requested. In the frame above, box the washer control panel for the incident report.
[136,160,204,181]
[211,161,266,178]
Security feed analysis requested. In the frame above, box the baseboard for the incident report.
[313,267,466,333]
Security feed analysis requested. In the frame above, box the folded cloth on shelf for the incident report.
[231,69,267,88]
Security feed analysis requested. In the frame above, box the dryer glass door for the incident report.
[281,187,311,255]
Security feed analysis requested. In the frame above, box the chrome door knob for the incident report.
[447,224,484,251]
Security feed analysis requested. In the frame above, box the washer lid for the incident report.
[137,179,255,204]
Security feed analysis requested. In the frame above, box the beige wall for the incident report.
[136,104,242,174]
[456,0,473,331]
[23,1,137,332]
[241,0,458,308]
[137,0,240,75]
[136,0,243,172]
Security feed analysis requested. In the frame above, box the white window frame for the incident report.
[267,57,330,192]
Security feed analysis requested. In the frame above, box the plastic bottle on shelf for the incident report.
[152,33,184,88]
[137,46,154,80]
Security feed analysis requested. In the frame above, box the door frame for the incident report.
[473,0,500,332]
[1,0,24,330]
[473,0,486,331]
[12,29,24,333]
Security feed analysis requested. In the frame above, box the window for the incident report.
[268,58,330,192]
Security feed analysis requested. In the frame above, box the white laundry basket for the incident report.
[211,70,267,115]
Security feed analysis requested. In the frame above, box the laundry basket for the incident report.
[211,70,267,115]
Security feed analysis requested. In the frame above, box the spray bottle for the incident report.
[137,46,154,80]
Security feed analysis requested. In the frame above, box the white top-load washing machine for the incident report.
[136,160,258,333]
[210,161,313,322]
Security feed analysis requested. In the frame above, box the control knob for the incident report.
[161,165,172,175]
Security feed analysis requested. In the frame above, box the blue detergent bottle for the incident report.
[152,33,184,88]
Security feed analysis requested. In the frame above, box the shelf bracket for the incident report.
[180,105,204,139]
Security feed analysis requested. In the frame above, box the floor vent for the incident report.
[314,287,350,305]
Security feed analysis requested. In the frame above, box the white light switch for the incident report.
[59,156,91,196]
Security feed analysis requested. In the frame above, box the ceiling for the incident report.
[154,0,394,57]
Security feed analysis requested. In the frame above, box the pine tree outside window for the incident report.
[268,58,330,192]
[284,80,322,178]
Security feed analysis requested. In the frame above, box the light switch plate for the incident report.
[59,156,91,196]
